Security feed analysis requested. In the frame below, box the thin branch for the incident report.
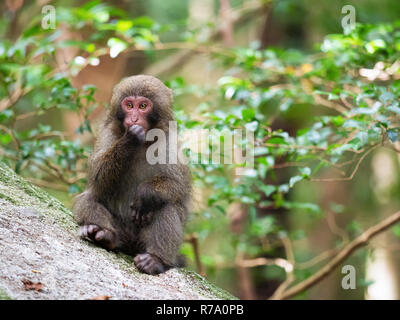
[144,0,267,76]
[295,248,340,270]
[27,177,69,192]
[184,233,205,276]
[314,95,348,114]
[269,237,295,300]
[0,124,20,148]
[236,256,293,271]
[145,42,234,56]
[16,111,39,121]
[263,142,327,152]
[326,210,349,243]
[340,96,354,110]
[332,157,360,168]
[276,210,400,300]
[31,132,66,140]
[310,145,378,182]
[31,160,85,185]
[235,251,257,299]
[272,162,308,169]
[0,83,32,112]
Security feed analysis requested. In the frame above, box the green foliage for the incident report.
[2,1,400,297]
[0,0,163,193]
[176,21,400,277]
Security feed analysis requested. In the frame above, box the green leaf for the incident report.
[283,202,322,215]
[392,225,400,238]
[115,20,134,32]
[289,175,303,188]
[131,16,155,28]
[299,167,311,177]
[365,39,386,54]
[107,38,127,58]
[0,110,13,123]
[387,105,400,115]
[0,133,12,145]
[249,216,276,236]
[241,108,255,121]
[69,184,81,194]
[387,129,399,142]
[259,185,276,197]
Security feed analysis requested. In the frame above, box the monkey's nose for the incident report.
[127,116,138,126]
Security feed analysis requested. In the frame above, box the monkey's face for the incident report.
[121,96,153,131]
[111,75,174,133]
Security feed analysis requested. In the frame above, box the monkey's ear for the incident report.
[110,82,122,107]
[167,87,174,103]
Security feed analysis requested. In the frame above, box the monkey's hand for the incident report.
[131,209,154,227]
[131,183,167,227]
[127,124,145,145]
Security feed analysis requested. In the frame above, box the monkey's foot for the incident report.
[131,210,153,227]
[133,253,167,275]
[79,224,116,250]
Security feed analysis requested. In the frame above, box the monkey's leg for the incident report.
[134,205,184,275]
[131,175,189,227]
[73,191,117,250]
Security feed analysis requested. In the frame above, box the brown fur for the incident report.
[73,75,191,273]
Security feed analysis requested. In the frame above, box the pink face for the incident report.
[121,96,152,131]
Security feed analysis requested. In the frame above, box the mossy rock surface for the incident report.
[0,163,235,300]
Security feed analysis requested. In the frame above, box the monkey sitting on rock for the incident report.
[73,75,191,275]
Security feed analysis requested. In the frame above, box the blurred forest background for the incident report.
[1,0,400,299]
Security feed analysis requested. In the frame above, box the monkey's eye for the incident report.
[126,102,133,109]
[139,102,147,110]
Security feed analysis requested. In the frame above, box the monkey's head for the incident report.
[109,75,174,134]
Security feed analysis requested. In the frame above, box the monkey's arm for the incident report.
[88,126,144,197]
[88,137,133,196]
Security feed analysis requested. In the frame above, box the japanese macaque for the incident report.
[73,75,191,275]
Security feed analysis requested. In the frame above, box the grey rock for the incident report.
[0,163,235,300]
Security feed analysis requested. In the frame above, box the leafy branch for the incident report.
[272,210,400,300]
